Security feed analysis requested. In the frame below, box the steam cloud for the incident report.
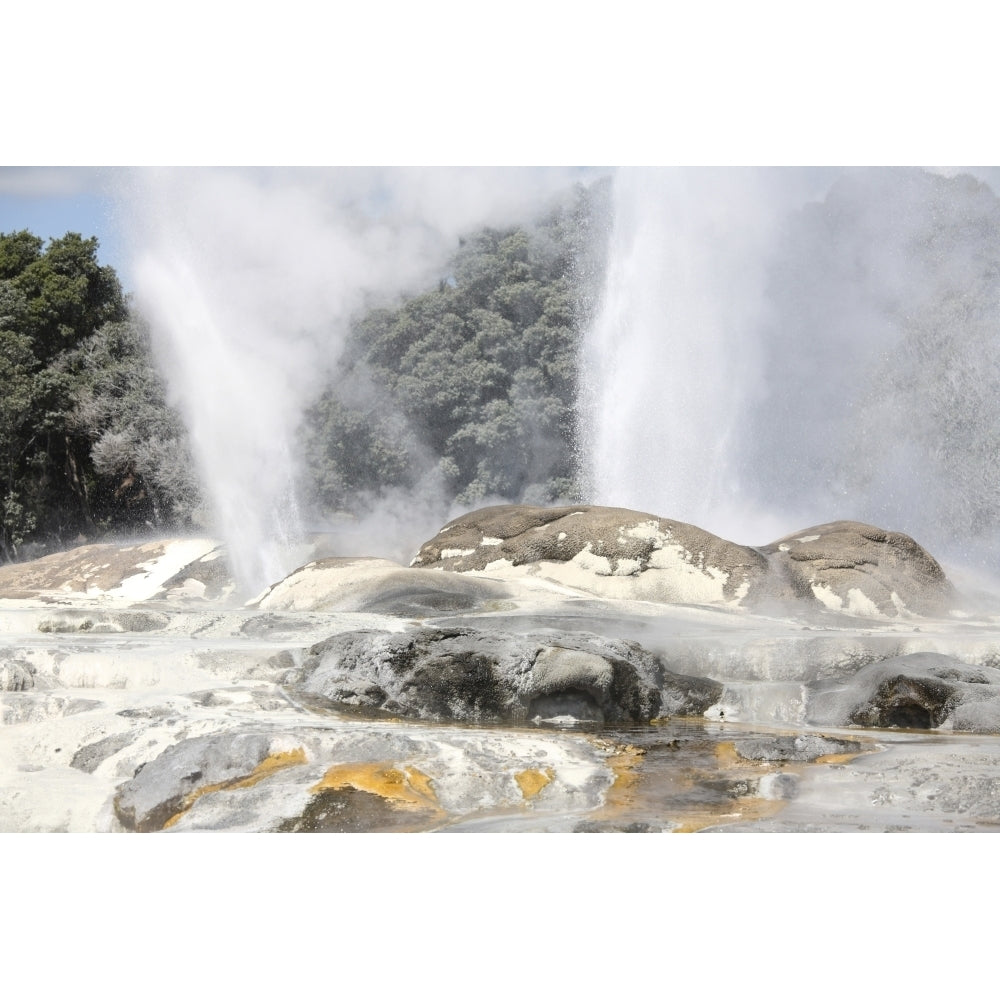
[122,167,586,595]
[581,166,1000,573]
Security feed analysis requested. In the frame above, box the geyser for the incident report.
[122,166,1000,593]
[580,166,1000,570]
[123,167,582,596]
[578,167,795,543]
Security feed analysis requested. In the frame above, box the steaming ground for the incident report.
[4,528,1000,832]
[17,163,1000,829]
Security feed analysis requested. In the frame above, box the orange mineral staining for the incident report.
[309,762,441,812]
[162,746,308,829]
[514,767,555,800]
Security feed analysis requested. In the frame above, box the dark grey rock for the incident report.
[733,734,862,762]
[107,610,170,632]
[276,785,438,833]
[117,706,174,720]
[114,731,276,832]
[71,731,138,773]
[153,548,233,600]
[573,820,663,833]
[290,626,722,725]
[807,652,1000,732]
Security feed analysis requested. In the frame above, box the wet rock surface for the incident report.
[291,626,721,725]
[806,652,1000,732]
[730,734,860,762]
[109,722,616,833]
[717,733,1000,833]
[0,513,998,833]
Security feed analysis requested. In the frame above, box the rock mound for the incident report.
[411,506,956,619]
[410,504,769,607]
[289,625,722,725]
[760,521,955,616]
[254,557,513,616]
[0,538,223,601]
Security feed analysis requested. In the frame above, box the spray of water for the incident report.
[122,167,585,595]
[579,168,815,542]
[580,166,1000,573]
[120,165,1000,595]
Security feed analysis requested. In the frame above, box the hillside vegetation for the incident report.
[0,231,198,560]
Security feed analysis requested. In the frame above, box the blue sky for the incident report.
[0,167,128,285]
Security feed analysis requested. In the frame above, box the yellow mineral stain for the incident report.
[577,726,883,833]
[515,767,555,800]
[584,740,645,820]
[309,762,441,812]
[814,751,862,765]
[161,747,308,830]
[231,747,308,788]
[714,741,744,767]
[671,798,785,834]
[603,745,644,807]
[404,767,438,804]
[584,734,790,833]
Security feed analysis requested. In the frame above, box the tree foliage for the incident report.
[0,230,196,560]
[303,180,610,515]
[0,181,611,562]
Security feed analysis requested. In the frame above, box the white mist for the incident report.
[579,168,799,543]
[580,166,1000,569]
[122,167,584,595]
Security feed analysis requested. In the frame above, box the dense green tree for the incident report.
[7,231,126,362]
[0,328,39,557]
[63,317,201,531]
[0,230,195,560]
